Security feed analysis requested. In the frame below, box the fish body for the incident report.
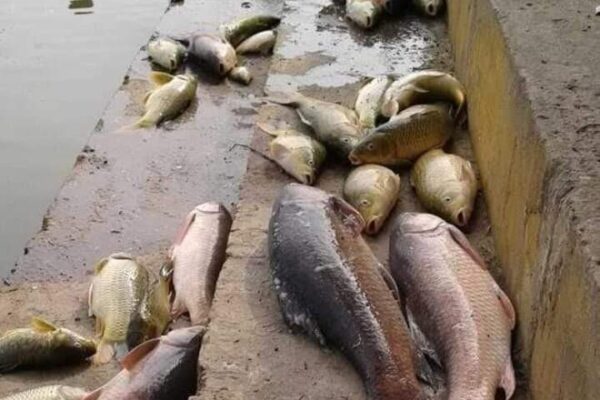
[86,327,204,400]
[411,149,477,227]
[268,92,362,159]
[147,37,186,72]
[135,72,197,128]
[229,66,253,85]
[220,15,281,47]
[269,184,422,400]
[346,0,384,29]
[0,318,95,373]
[1,386,87,400]
[187,34,237,76]
[169,203,232,326]
[412,0,445,17]
[389,213,516,400]
[355,76,392,129]
[350,103,453,166]
[343,164,400,235]
[88,253,162,364]
[235,30,277,55]
[381,70,466,118]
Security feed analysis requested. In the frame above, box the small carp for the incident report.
[343,164,400,235]
[0,386,87,400]
[147,37,186,72]
[0,317,96,373]
[350,103,453,166]
[269,184,422,400]
[259,123,326,185]
[187,33,237,76]
[235,30,277,55]
[346,0,384,29]
[390,213,516,400]
[83,327,204,400]
[228,66,253,85]
[168,203,232,326]
[88,253,165,364]
[219,14,281,47]
[381,70,466,118]
[411,149,477,227]
[412,0,445,17]
[355,75,392,129]
[134,72,197,128]
[268,92,362,159]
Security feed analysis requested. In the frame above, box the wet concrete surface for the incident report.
[0,0,168,276]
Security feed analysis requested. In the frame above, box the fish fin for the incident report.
[30,317,58,333]
[376,264,400,301]
[149,71,174,86]
[460,161,476,183]
[329,196,365,235]
[173,210,196,248]
[0,361,19,373]
[94,318,104,338]
[93,257,109,275]
[142,90,153,105]
[257,121,283,137]
[296,109,313,127]
[93,340,115,365]
[269,140,291,159]
[81,388,103,400]
[494,282,516,329]
[500,358,516,399]
[275,281,326,346]
[447,225,487,269]
[121,338,160,371]
[114,341,130,361]
[265,91,302,106]
[88,282,95,317]
[171,293,187,319]
[407,83,430,94]
[406,307,442,369]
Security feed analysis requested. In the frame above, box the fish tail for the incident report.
[113,341,130,361]
[92,339,115,365]
[265,91,302,106]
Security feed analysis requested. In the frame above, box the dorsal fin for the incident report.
[121,338,161,371]
[31,317,58,333]
[447,225,487,269]
[93,257,109,274]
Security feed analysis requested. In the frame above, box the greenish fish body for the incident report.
[0,318,96,373]
[220,14,281,47]
[147,38,186,72]
[355,75,392,129]
[349,103,453,166]
[410,149,477,227]
[343,164,400,235]
[235,30,277,55]
[135,72,197,128]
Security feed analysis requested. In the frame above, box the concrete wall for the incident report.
[447,1,600,398]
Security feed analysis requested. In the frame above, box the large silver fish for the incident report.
[269,184,422,400]
[187,34,237,77]
[0,386,87,400]
[389,213,516,400]
[168,203,232,326]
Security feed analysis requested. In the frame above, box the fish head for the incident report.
[437,188,474,227]
[163,326,205,348]
[394,212,446,234]
[346,1,379,29]
[353,192,387,235]
[348,132,394,165]
[218,42,238,76]
[271,140,321,185]
[53,328,97,359]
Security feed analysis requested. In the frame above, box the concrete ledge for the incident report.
[447,1,600,398]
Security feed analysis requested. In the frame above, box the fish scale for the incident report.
[0,386,86,400]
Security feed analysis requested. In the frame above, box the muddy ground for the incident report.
[0,0,517,398]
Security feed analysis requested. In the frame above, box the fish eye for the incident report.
[360,199,370,207]
[444,196,451,203]
[308,160,314,166]
[367,143,375,151]
[343,138,350,143]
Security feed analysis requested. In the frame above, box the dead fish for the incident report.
[412,0,445,17]
[390,213,516,400]
[168,203,232,326]
[268,92,362,159]
[83,327,204,400]
[343,164,400,235]
[134,72,197,128]
[235,30,277,55]
[219,14,281,47]
[187,33,237,76]
[269,184,422,400]
[346,0,384,29]
[355,75,392,129]
[88,253,166,364]
[0,317,96,373]
[381,70,466,118]
[349,103,453,166]
[147,37,186,72]
[228,66,253,85]
[411,149,477,227]
[258,123,326,185]
[0,386,87,400]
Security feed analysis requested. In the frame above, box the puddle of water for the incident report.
[0,0,166,275]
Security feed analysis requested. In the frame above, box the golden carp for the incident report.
[355,75,392,130]
[411,149,477,227]
[147,37,186,72]
[0,317,95,372]
[346,0,384,29]
[343,164,400,235]
[187,34,237,76]
[349,103,453,166]
[219,15,281,47]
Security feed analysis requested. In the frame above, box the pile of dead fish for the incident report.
[346,0,445,29]
[132,14,280,129]
[267,71,517,400]
[0,203,233,399]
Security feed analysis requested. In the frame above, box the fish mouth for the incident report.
[453,207,471,227]
[365,217,382,235]
[348,153,362,165]
[302,173,314,185]
[426,4,436,16]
